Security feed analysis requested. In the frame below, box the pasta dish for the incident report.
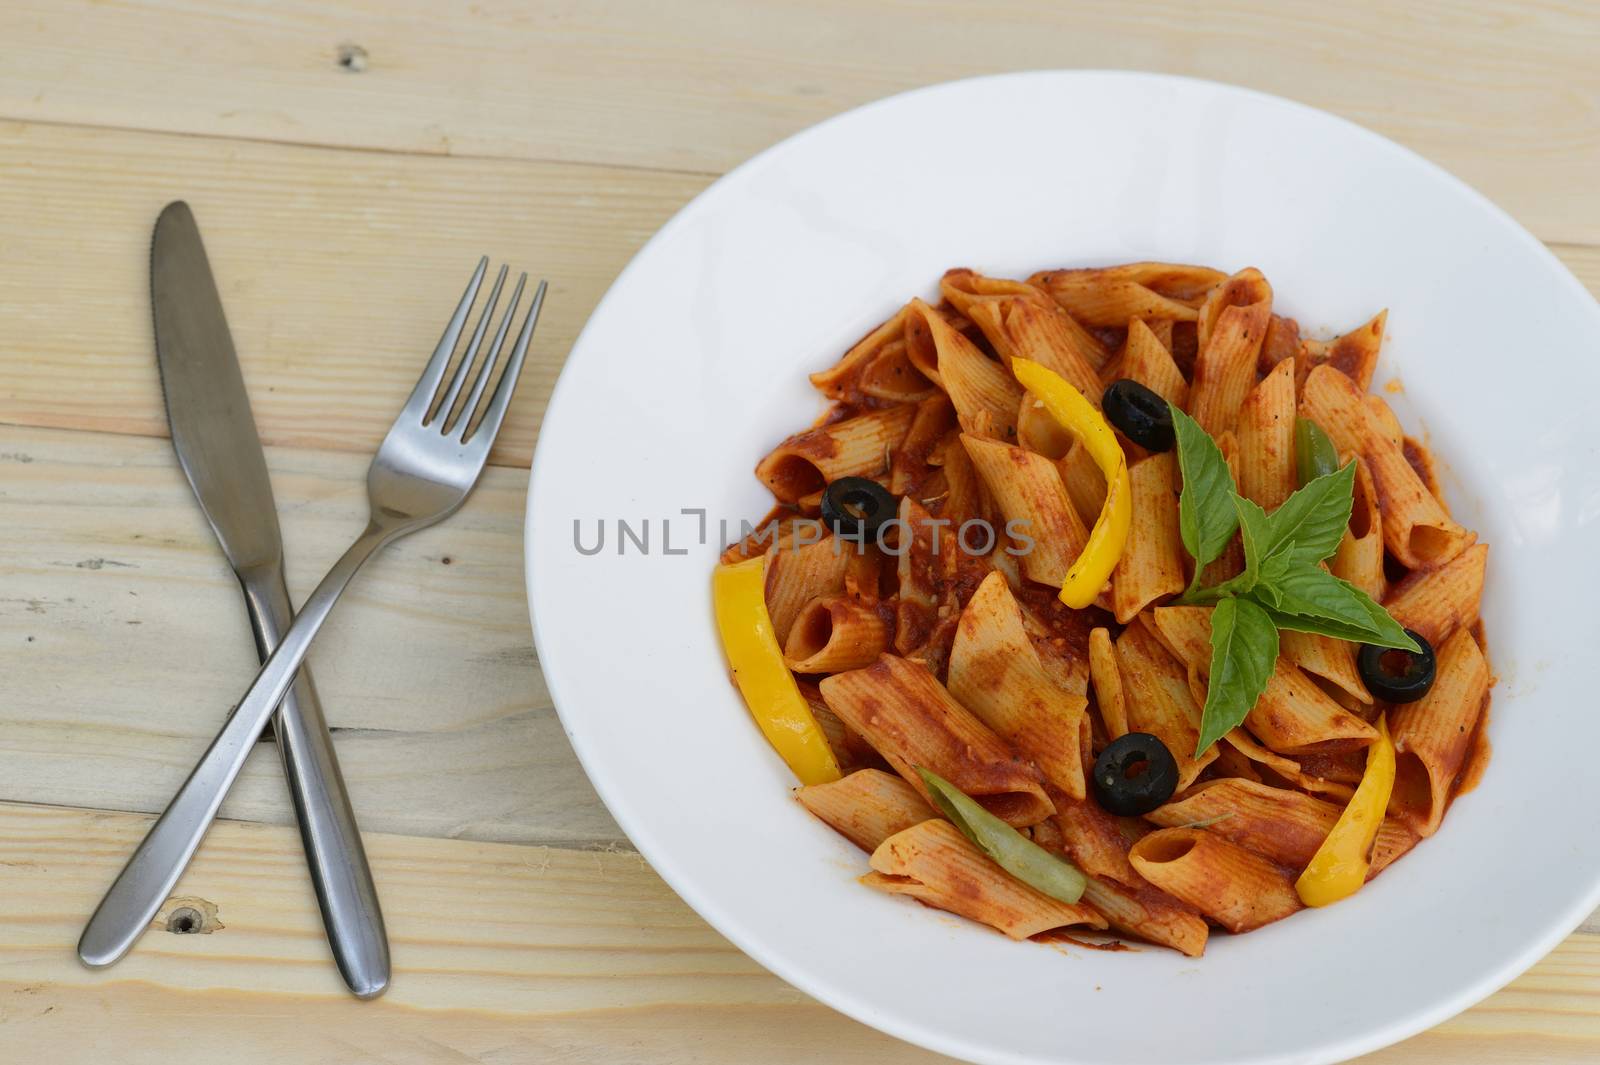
[712,262,1491,956]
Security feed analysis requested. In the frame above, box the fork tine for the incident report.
[466,279,546,446]
[432,264,507,430]
[455,273,526,439]
[404,257,488,421]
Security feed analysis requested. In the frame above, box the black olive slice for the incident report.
[820,476,897,542]
[1092,732,1179,816]
[1101,379,1175,453]
[1358,628,1437,703]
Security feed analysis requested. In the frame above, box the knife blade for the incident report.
[149,201,389,997]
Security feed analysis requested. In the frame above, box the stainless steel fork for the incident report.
[79,259,546,969]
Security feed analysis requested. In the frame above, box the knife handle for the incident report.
[243,567,391,999]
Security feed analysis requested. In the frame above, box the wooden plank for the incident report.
[0,801,951,1064]
[0,1,1596,244]
[2,800,1599,1064]
[1,120,1596,464]
[0,424,622,846]
[1553,242,1600,296]
[0,119,709,465]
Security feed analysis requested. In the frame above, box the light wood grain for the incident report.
[0,119,709,466]
[1,1,1597,244]
[1,120,1595,469]
[2,800,1598,1064]
[0,424,621,846]
[0,801,951,1063]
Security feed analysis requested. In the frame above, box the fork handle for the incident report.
[242,566,389,999]
[79,522,393,970]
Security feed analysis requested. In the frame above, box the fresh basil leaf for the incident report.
[1170,403,1239,577]
[916,767,1087,904]
[1195,596,1278,756]
[1231,494,1275,593]
[1254,546,1296,608]
[1259,460,1355,565]
[1251,562,1420,651]
[1256,605,1385,644]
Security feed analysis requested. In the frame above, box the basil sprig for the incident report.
[1169,405,1420,755]
[916,767,1087,904]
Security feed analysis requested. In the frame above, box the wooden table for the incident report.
[2,3,1597,1061]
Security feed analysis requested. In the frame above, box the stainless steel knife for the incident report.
[141,201,389,997]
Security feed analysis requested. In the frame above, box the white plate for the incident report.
[527,71,1600,1065]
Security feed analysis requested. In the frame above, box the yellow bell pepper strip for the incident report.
[1296,713,1396,907]
[1009,358,1132,608]
[712,555,842,786]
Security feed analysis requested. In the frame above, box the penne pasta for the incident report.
[930,430,989,529]
[1088,626,1128,739]
[1384,542,1489,650]
[1389,629,1491,836]
[756,404,915,502]
[865,819,1107,939]
[1033,812,1209,956]
[1114,621,1218,789]
[784,594,893,673]
[1111,452,1185,623]
[1148,778,1416,876]
[1017,393,1075,459]
[1301,310,1387,392]
[1236,357,1296,510]
[1080,876,1210,958]
[1280,630,1371,705]
[942,272,1106,397]
[1258,314,1301,375]
[821,654,1055,827]
[1219,724,1349,799]
[1051,792,1143,887]
[1029,262,1226,328]
[1143,317,1175,352]
[888,394,957,495]
[810,305,913,401]
[799,680,881,772]
[1057,438,1108,528]
[1247,658,1378,755]
[949,573,1091,799]
[944,269,1114,373]
[796,768,935,852]
[962,434,1089,587]
[1301,365,1474,568]
[1330,454,1387,601]
[908,299,1023,439]
[1019,604,1093,698]
[858,337,939,402]
[1365,394,1405,449]
[764,535,852,645]
[1196,264,1269,349]
[998,298,1106,401]
[1121,317,1189,408]
[1145,605,1214,674]
[1190,299,1271,437]
[1129,828,1303,933]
